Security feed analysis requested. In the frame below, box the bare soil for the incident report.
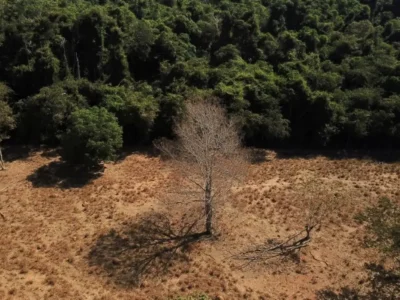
[0,149,399,299]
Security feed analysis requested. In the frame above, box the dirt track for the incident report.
[0,149,399,299]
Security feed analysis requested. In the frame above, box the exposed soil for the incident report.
[0,149,399,299]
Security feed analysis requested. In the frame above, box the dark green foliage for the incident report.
[16,82,87,144]
[1,0,400,150]
[0,101,15,142]
[0,82,16,168]
[0,83,16,142]
[97,83,159,142]
[61,107,123,166]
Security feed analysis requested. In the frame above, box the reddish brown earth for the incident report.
[0,149,399,299]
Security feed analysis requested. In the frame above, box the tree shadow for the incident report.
[274,148,400,163]
[316,263,400,299]
[27,160,104,189]
[2,145,36,162]
[317,287,360,299]
[115,145,159,163]
[40,148,60,158]
[248,148,272,164]
[3,145,60,162]
[88,212,209,287]
[248,148,266,164]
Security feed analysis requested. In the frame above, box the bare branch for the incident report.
[155,97,248,236]
[234,178,342,268]
[234,225,315,269]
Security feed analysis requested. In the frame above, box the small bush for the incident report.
[171,294,211,300]
[62,107,123,167]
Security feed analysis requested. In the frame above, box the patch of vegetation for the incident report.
[61,107,123,167]
[0,83,15,169]
[356,197,400,257]
[170,294,211,300]
[317,263,400,300]
[318,199,400,299]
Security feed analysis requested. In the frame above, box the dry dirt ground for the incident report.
[0,148,399,300]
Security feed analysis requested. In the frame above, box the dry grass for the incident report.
[0,148,399,299]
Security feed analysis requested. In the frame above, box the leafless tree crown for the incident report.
[158,97,242,160]
[155,97,247,235]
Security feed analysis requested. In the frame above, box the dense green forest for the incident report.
[2,0,400,157]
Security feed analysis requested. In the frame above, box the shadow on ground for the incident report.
[276,149,400,163]
[317,263,400,299]
[40,148,60,158]
[88,213,209,287]
[3,145,60,162]
[116,145,159,163]
[3,145,35,162]
[27,160,104,189]
[248,148,271,164]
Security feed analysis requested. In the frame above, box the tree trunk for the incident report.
[62,40,70,77]
[0,147,5,170]
[75,52,81,80]
[205,177,213,236]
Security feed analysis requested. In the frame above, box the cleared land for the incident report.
[0,148,399,299]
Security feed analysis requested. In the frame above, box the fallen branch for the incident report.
[234,225,316,268]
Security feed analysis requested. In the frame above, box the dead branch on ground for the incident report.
[234,179,340,268]
[234,224,316,268]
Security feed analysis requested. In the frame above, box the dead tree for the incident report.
[75,52,81,80]
[155,97,247,236]
[235,179,339,267]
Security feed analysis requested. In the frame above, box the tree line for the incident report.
[1,0,400,166]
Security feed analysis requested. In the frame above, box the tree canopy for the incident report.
[1,0,400,151]
[61,107,123,166]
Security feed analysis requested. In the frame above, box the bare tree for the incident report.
[155,97,247,236]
